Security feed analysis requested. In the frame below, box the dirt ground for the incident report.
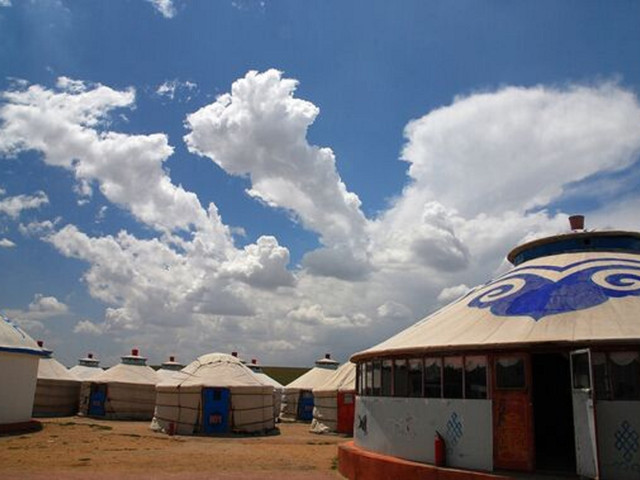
[0,417,347,480]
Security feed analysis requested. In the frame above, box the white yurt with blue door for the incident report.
[152,352,274,435]
[311,361,356,435]
[69,353,103,380]
[342,217,640,480]
[78,348,158,420]
[281,353,339,422]
[247,358,284,421]
[0,313,45,431]
[32,341,81,417]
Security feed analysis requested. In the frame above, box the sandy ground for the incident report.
[0,417,347,480]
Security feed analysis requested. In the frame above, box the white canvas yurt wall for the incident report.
[281,354,339,421]
[0,313,44,429]
[311,361,356,434]
[69,353,102,380]
[153,353,275,435]
[33,343,81,417]
[247,358,284,421]
[79,349,158,420]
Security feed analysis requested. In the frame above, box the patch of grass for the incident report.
[118,433,141,438]
[331,456,338,470]
[57,422,112,431]
[89,424,113,431]
[78,458,91,462]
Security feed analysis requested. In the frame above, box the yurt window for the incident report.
[592,352,612,400]
[609,351,640,400]
[424,357,442,398]
[381,359,392,396]
[365,361,373,395]
[571,351,591,390]
[393,359,409,397]
[496,356,526,389]
[372,360,382,396]
[443,356,463,399]
[408,358,423,397]
[464,356,487,399]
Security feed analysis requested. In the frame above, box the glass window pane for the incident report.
[443,357,463,399]
[465,356,487,399]
[372,360,381,396]
[592,352,610,400]
[496,356,526,389]
[424,357,442,398]
[610,351,640,400]
[357,363,363,395]
[381,359,392,396]
[394,359,409,397]
[408,358,423,397]
[365,361,372,396]
[571,352,591,390]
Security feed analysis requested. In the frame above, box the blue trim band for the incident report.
[0,346,48,357]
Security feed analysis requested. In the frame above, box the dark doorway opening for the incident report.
[532,353,576,473]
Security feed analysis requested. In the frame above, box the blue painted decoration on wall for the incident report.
[468,258,640,321]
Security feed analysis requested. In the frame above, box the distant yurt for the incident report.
[311,361,356,435]
[0,313,45,431]
[281,353,339,422]
[341,217,640,480]
[79,348,158,420]
[155,356,184,382]
[32,341,81,417]
[69,353,103,380]
[153,353,275,435]
[247,358,284,421]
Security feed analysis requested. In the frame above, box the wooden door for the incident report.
[492,353,534,471]
[337,391,355,435]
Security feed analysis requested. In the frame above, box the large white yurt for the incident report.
[281,353,339,422]
[32,341,81,417]
[247,358,284,421]
[311,361,356,435]
[155,356,185,382]
[153,352,275,435]
[78,348,158,420]
[0,313,45,431]
[69,353,103,380]
[341,217,640,480]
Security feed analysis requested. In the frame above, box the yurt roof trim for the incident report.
[0,313,47,357]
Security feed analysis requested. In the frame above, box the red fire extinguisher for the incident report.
[434,431,446,467]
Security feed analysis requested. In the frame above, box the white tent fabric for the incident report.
[281,355,339,421]
[78,353,159,420]
[352,251,640,361]
[69,354,103,380]
[310,362,356,434]
[0,313,44,427]
[152,353,275,435]
[33,354,81,417]
[247,361,284,421]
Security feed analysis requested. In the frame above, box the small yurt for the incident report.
[69,353,103,380]
[281,353,339,422]
[155,356,184,382]
[247,358,284,421]
[79,348,158,420]
[341,217,640,480]
[0,313,45,431]
[32,341,81,417]
[311,361,356,435]
[153,352,275,435]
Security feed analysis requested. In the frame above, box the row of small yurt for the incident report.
[78,349,159,420]
[341,217,640,480]
[281,354,339,421]
[310,361,356,435]
[32,341,81,417]
[0,313,45,431]
[152,353,275,435]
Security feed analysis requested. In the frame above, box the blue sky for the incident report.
[1,0,639,368]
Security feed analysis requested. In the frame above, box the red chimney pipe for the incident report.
[88,353,94,359]
[169,356,175,362]
[325,353,331,359]
[251,359,257,364]
[569,215,585,230]
[131,348,139,356]
[37,340,44,347]
[232,351,238,357]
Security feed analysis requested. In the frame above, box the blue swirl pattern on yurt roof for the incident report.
[468,258,640,321]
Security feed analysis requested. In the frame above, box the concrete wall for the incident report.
[0,351,39,425]
[354,396,493,472]
[596,401,640,480]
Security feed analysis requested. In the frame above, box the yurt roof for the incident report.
[314,362,356,393]
[38,356,80,382]
[315,354,339,368]
[253,371,284,389]
[91,351,158,385]
[77,353,100,368]
[160,356,183,370]
[352,234,640,361]
[0,312,45,356]
[158,352,269,388]
[286,364,338,390]
[69,364,103,381]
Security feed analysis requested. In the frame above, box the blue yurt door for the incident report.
[202,388,230,434]
[298,390,314,421]
[88,384,107,416]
